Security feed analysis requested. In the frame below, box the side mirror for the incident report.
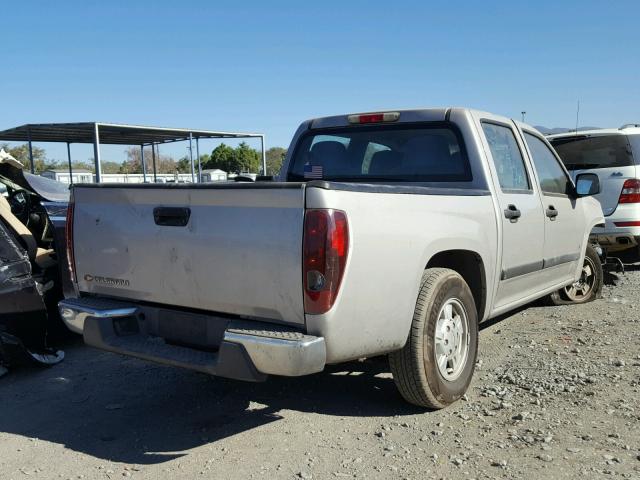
[575,173,600,197]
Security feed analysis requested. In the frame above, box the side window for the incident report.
[481,122,530,192]
[524,133,570,195]
[628,134,640,164]
[310,134,351,148]
[362,142,390,173]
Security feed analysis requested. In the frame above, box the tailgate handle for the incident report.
[153,207,191,227]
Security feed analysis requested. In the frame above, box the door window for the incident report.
[525,133,571,195]
[481,122,530,192]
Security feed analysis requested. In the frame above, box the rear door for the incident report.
[522,130,584,283]
[475,115,546,308]
[551,134,637,216]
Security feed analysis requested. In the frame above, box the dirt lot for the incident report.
[1,269,639,480]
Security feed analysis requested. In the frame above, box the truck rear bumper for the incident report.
[58,297,326,381]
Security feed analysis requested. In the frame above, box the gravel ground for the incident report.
[1,268,639,480]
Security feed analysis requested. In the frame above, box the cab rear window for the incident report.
[288,124,472,183]
[551,135,635,170]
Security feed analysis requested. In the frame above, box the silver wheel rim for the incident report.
[433,298,469,382]
[564,255,596,301]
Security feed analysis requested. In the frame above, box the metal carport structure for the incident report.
[0,122,266,183]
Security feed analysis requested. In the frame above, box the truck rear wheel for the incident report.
[389,268,478,409]
[547,244,603,305]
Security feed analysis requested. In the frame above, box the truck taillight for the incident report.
[303,209,349,315]
[618,179,640,204]
[347,112,400,124]
[65,193,76,283]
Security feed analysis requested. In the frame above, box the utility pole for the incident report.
[188,133,195,183]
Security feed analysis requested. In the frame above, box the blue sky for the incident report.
[1,0,639,163]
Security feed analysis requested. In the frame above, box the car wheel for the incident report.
[547,244,603,305]
[389,268,478,409]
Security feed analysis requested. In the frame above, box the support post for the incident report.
[27,126,35,173]
[140,145,147,183]
[196,137,202,183]
[189,133,195,183]
[151,143,157,183]
[260,135,267,176]
[66,142,73,185]
[93,123,102,183]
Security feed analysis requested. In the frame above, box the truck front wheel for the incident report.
[546,244,603,305]
[389,268,478,409]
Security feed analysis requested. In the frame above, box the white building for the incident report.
[41,169,229,184]
[93,173,195,184]
[41,169,93,184]
[201,169,228,182]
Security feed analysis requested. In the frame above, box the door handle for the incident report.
[504,204,521,221]
[153,207,191,226]
[546,205,558,220]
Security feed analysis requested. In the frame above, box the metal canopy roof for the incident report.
[0,122,263,146]
[0,121,266,183]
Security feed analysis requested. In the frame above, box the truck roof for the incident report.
[307,107,538,132]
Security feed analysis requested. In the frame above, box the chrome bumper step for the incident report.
[58,297,326,380]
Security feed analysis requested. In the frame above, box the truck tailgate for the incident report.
[72,184,305,324]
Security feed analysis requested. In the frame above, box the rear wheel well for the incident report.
[426,250,486,320]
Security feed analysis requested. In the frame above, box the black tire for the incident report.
[546,244,603,306]
[389,268,478,409]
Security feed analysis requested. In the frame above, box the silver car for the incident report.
[549,125,640,259]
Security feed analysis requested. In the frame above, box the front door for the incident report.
[521,131,584,285]
[475,116,546,308]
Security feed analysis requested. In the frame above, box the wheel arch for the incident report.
[426,249,487,321]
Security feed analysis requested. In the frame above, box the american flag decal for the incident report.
[304,163,323,179]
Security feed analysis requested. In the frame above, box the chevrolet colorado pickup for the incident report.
[59,108,604,408]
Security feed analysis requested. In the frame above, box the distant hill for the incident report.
[534,126,600,135]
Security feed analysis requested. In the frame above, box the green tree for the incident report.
[70,161,95,172]
[1,143,49,172]
[198,153,211,167]
[235,141,261,173]
[121,146,178,174]
[266,147,287,176]
[101,161,121,174]
[176,156,192,174]
[205,143,236,172]
[203,142,264,174]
